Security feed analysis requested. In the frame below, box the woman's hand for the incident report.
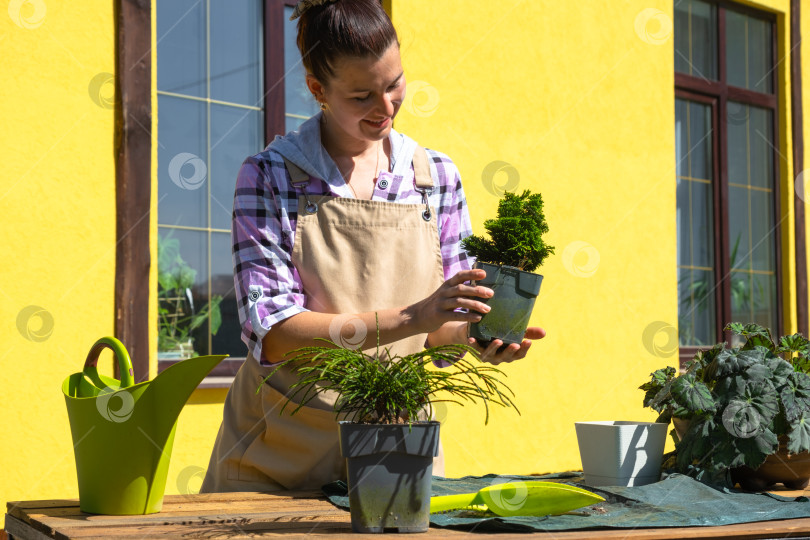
[407,268,492,334]
[468,326,546,365]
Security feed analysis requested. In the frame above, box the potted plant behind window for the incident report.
[677,234,761,346]
[640,322,810,490]
[262,318,519,533]
[158,235,223,359]
[461,190,554,347]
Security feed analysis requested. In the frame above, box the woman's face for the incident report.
[309,42,406,144]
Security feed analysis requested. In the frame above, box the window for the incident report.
[674,0,781,361]
[156,0,317,369]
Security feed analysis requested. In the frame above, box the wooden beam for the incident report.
[265,0,285,144]
[792,0,808,336]
[114,0,151,381]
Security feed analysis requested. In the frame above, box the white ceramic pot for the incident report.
[575,421,668,487]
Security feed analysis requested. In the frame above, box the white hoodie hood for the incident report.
[266,111,419,185]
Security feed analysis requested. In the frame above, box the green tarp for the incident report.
[322,472,810,533]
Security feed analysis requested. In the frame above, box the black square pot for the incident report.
[469,261,543,346]
[338,421,439,533]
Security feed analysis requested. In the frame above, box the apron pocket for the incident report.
[220,362,276,485]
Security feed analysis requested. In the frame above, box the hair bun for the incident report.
[290,0,339,20]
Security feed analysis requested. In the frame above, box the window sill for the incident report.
[679,346,704,370]
[157,356,245,389]
[197,375,237,389]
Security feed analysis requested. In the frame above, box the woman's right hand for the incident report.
[407,268,493,334]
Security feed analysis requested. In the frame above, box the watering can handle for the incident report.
[84,337,135,388]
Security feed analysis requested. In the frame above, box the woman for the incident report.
[200,0,544,493]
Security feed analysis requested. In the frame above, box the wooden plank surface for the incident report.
[7,491,810,539]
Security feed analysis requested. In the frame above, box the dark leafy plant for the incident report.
[259,316,519,425]
[158,234,222,354]
[640,322,810,483]
[461,190,554,272]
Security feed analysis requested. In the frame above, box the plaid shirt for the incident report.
[232,142,473,364]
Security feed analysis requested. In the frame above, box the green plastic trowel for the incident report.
[430,480,604,516]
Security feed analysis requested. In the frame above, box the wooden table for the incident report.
[6,490,810,539]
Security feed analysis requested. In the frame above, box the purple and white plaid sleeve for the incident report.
[231,147,473,364]
[231,154,309,364]
[427,149,474,279]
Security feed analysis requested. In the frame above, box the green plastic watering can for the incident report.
[62,336,226,515]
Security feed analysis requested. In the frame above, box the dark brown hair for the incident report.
[296,0,399,86]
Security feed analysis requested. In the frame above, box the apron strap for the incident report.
[412,146,434,189]
[284,147,433,189]
[282,148,434,219]
[412,146,434,221]
[282,157,311,188]
[282,157,318,214]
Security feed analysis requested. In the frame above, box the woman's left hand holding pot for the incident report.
[468,327,546,365]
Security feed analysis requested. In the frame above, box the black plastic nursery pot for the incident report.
[469,261,543,346]
[338,421,440,533]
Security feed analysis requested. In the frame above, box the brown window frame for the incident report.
[265,0,301,143]
[120,0,394,384]
[114,0,299,384]
[115,0,151,382]
[676,1,783,367]
[792,0,808,339]
[153,0,299,386]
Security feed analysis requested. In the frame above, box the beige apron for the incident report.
[200,147,445,492]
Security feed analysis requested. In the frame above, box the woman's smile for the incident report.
[363,117,390,129]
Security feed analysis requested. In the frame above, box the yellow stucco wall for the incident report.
[0,0,225,523]
[1,0,118,526]
[1,0,806,527]
[394,0,797,476]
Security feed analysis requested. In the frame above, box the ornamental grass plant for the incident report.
[260,317,519,425]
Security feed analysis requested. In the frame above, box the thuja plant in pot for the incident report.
[262,321,518,533]
[461,190,554,347]
[640,322,810,490]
